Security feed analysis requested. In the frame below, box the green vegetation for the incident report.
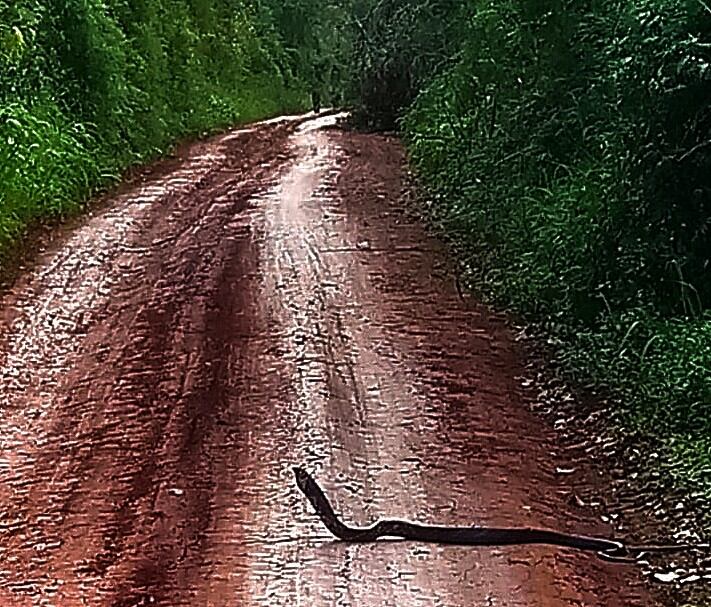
[0,0,350,256]
[350,0,711,499]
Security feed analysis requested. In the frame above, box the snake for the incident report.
[293,466,709,562]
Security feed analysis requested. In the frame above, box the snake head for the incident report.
[292,466,311,492]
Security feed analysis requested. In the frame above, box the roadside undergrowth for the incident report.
[388,0,710,543]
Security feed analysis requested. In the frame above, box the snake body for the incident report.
[293,466,627,558]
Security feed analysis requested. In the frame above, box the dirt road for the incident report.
[0,115,657,606]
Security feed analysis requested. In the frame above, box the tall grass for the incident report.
[0,101,98,248]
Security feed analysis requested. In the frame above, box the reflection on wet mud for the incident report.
[0,115,656,606]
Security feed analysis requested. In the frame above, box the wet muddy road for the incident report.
[0,115,658,605]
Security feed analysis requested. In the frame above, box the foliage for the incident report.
[347,0,466,129]
[355,0,711,496]
[266,0,352,104]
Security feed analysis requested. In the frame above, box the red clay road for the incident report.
[0,115,658,606]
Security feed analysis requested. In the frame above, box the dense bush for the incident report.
[353,0,711,492]
[0,0,325,254]
[347,0,465,129]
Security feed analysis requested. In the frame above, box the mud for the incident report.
[0,115,659,605]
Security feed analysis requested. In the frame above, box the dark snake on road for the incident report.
[293,466,709,563]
